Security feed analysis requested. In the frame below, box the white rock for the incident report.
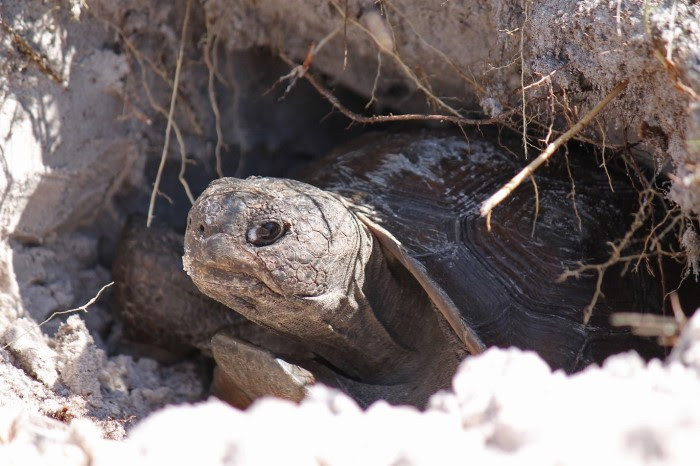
[1,318,59,387]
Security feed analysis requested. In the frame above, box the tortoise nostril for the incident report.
[199,224,205,234]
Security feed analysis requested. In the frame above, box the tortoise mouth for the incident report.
[185,257,282,302]
[187,258,257,288]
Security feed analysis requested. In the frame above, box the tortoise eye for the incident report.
[246,221,285,246]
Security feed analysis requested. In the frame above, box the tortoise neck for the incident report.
[298,224,452,385]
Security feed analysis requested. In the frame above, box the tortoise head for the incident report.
[183,177,372,333]
[184,176,469,385]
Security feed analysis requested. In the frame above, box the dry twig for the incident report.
[1,282,114,351]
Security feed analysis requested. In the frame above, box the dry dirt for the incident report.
[1,0,699,464]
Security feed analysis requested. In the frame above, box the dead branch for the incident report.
[278,55,507,127]
[611,292,688,346]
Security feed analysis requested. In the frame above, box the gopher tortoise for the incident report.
[169,132,665,407]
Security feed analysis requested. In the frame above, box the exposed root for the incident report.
[108,19,203,136]
[522,69,559,92]
[146,0,194,228]
[342,0,349,69]
[278,54,508,127]
[529,174,539,237]
[328,0,464,118]
[271,0,625,164]
[595,119,615,192]
[204,31,226,178]
[562,149,583,231]
[559,185,688,325]
[0,18,63,85]
[365,51,382,110]
[268,27,341,98]
[107,19,197,220]
[520,0,531,159]
[479,80,629,229]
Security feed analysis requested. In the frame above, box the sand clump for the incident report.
[3,328,700,463]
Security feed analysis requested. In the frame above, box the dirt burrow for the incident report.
[0,0,699,463]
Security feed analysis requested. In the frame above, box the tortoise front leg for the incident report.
[211,330,315,409]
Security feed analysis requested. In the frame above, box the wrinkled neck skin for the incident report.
[289,220,462,389]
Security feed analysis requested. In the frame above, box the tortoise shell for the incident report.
[302,132,662,371]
